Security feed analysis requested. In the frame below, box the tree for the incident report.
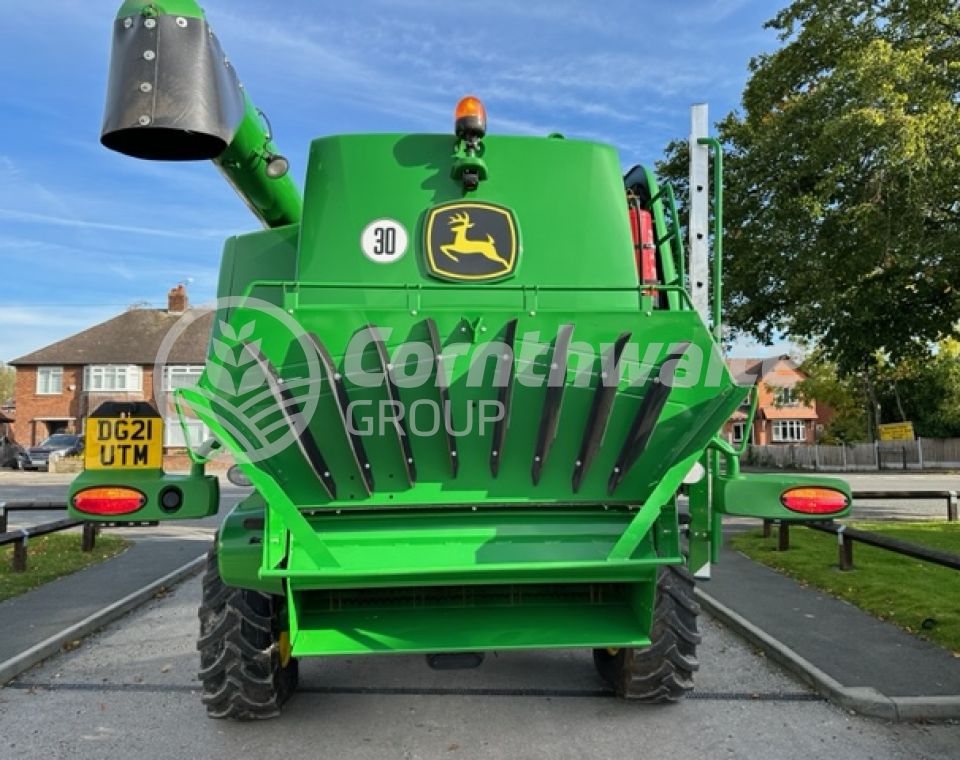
[0,362,14,407]
[874,338,960,437]
[657,0,960,374]
[796,350,871,442]
[797,339,960,441]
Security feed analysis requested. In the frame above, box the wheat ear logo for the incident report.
[153,296,322,464]
[206,320,263,397]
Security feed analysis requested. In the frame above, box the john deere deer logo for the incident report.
[441,212,509,268]
[425,202,519,282]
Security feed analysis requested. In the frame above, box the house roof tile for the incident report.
[726,358,764,384]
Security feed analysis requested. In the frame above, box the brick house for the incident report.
[723,355,826,445]
[9,286,212,449]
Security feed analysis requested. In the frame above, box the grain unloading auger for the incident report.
[69,1,853,719]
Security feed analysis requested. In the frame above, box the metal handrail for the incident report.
[0,501,98,571]
[804,520,960,572]
[0,500,69,533]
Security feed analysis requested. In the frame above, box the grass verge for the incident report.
[731,522,960,654]
[0,532,131,602]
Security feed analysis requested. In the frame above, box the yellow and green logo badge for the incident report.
[424,202,519,282]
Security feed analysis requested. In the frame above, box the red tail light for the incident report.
[73,487,146,515]
[780,487,849,515]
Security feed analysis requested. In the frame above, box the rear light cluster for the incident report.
[73,487,146,515]
[780,487,849,515]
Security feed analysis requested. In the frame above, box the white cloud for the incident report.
[0,306,85,328]
[675,0,754,25]
[0,208,233,240]
[199,1,730,149]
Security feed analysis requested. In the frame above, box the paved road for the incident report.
[2,576,957,760]
[837,472,960,521]
[838,472,960,491]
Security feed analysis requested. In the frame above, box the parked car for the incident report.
[0,435,26,469]
[23,433,83,471]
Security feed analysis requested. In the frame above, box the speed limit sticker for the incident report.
[360,218,408,263]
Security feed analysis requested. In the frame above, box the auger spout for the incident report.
[101,0,301,227]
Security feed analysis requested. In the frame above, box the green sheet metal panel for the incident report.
[298,134,638,289]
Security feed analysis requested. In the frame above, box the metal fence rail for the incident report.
[805,521,960,572]
[765,519,960,573]
[0,501,74,533]
[0,501,97,572]
[744,437,960,472]
[851,490,958,522]
[758,489,960,571]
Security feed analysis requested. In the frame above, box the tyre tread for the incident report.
[197,546,297,720]
[593,565,700,703]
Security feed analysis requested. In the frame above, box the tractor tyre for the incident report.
[593,564,700,702]
[197,545,298,719]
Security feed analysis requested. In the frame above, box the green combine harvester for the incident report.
[69,1,853,719]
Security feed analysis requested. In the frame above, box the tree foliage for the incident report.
[876,339,960,437]
[798,339,960,440]
[658,0,960,373]
[796,350,870,442]
[0,362,14,407]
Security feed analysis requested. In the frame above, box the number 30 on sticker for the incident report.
[361,219,408,263]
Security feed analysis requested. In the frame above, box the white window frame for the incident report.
[36,366,63,395]
[161,365,206,447]
[162,365,204,391]
[164,417,210,448]
[773,386,799,407]
[83,364,142,392]
[732,421,746,444]
[772,419,806,443]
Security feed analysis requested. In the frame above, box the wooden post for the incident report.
[948,492,958,523]
[0,504,6,534]
[762,519,772,538]
[777,521,790,551]
[838,527,854,571]
[12,535,27,572]
[81,522,97,552]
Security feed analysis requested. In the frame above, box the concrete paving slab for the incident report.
[707,533,960,698]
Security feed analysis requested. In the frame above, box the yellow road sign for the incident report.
[878,422,915,442]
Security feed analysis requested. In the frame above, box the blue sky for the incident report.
[0,0,788,362]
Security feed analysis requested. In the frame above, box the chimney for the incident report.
[167,283,188,314]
